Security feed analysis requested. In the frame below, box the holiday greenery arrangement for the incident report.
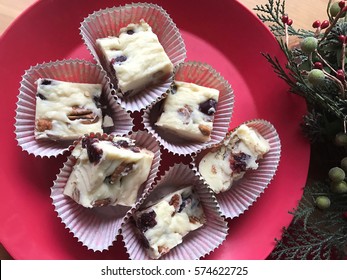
[255,0,347,259]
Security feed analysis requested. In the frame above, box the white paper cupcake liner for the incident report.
[143,61,234,156]
[121,163,228,260]
[50,131,161,252]
[192,119,281,219]
[80,2,186,112]
[15,59,133,158]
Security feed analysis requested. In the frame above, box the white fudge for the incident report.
[199,124,270,193]
[134,186,205,259]
[35,78,103,141]
[64,136,154,208]
[155,81,220,142]
[96,20,173,97]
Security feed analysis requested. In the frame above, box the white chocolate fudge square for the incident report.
[64,136,154,208]
[199,124,270,193]
[155,81,220,142]
[133,186,205,259]
[35,78,103,141]
[96,20,173,97]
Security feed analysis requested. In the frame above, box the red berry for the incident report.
[337,69,345,81]
[312,20,321,28]
[343,6,347,12]
[321,20,329,29]
[287,19,293,26]
[314,62,323,69]
[339,1,346,9]
[281,15,288,24]
[339,35,346,43]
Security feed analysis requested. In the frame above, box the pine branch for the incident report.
[254,0,313,37]
[270,222,346,259]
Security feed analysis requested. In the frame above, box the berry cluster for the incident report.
[315,159,347,210]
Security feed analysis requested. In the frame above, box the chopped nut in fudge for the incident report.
[63,136,154,208]
[34,78,104,141]
[133,186,206,259]
[96,20,173,97]
[198,124,270,193]
[155,81,219,142]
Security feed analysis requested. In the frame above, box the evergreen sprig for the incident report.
[254,0,313,37]
[256,0,347,260]
[270,183,347,260]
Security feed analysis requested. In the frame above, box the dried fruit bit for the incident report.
[315,196,331,210]
[36,119,52,132]
[136,211,157,232]
[199,98,217,115]
[81,137,103,164]
[198,124,211,136]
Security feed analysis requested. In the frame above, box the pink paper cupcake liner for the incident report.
[80,2,186,112]
[121,163,228,260]
[50,131,161,252]
[143,61,234,156]
[15,59,133,158]
[192,119,281,219]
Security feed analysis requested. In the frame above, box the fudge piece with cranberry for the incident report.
[96,20,173,97]
[155,81,219,142]
[63,136,154,208]
[198,124,270,193]
[35,78,104,141]
[133,186,206,259]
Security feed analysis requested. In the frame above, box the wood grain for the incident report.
[0,0,331,260]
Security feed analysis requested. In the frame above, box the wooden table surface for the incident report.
[0,0,328,260]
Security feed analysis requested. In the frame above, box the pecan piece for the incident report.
[93,197,112,207]
[109,162,134,184]
[178,105,193,124]
[81,116,100,125]
[198,124,211,136]
[67,106,98,123]
[71,187,80,203]
[36,118,52,132]
[158,246,170,255]
[189,215,202,224]
[169,194,180,211]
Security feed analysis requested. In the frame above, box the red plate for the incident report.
[0,0,310,259]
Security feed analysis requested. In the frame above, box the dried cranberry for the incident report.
[111,55,127,65]
[41,79,52,85]
[36,93,46,100]
[229,153,250,173]
[93,95,101,108]
[137,211,157,232]
[81,137,103,164]
[199,98,217,115]
[130,147,141,153]
[171,83,177,94]
[114,139,130,148]
[178,195,192,213]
